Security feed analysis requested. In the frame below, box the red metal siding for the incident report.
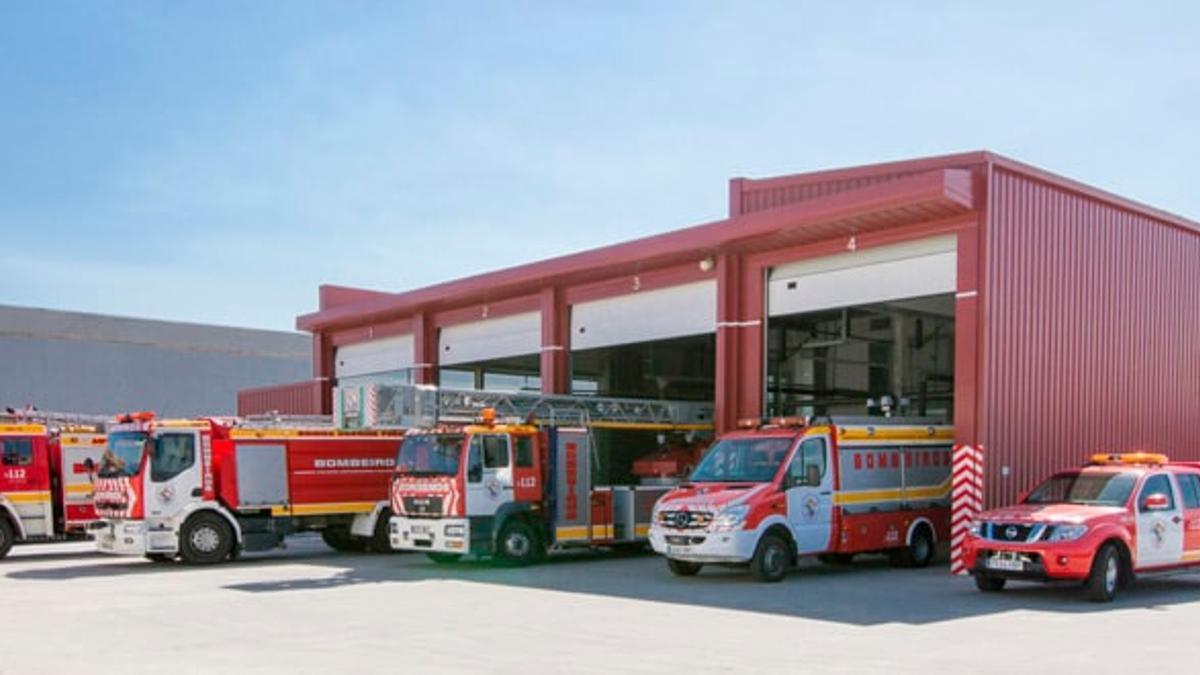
[739,172,925,214]
[983,168,1200,506]
[237,379,331,416]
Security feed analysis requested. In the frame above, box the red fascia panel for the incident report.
[563,262,715,305]
[297,168,976,332]
[328,317,415,348]
[318,284,396,310]
[433,293,541,328]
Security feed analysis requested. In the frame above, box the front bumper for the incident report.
[95,520,180,556]
[649,525,759,563]
[390,516,469,554]
[963,537,1095,581]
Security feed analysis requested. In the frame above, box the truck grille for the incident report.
[982,522,1044,543]
[402,496,444,516]
[657,511,713,530]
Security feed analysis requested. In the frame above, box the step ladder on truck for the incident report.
[334,382,714,565]
[0,409,109,560]
[91,412,407,564]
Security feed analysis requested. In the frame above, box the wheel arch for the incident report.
[0,496,27,541]
[180,503,242,544]
[760,521,798,558]
[350,500,391,538]
[906,517,936,546]
[490,502,538,543]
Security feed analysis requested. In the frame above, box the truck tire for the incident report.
[750,534,791,583]
[427,552,462,564]
[974,574,1006,592]
[321,527,367,553]
[897,525,935,568]
[180,512,234,565]
[368,508,396,554]
[667,558,703,576]
[495,520,541,566]
[1084,543,1121,603]
[0,518,14,560]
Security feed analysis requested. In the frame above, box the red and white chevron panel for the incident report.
[950,444,984,575]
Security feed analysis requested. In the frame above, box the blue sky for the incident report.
[2,2,1196,332]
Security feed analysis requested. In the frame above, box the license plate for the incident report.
[410,524,430,535]
[986,554,1025,572]
[666,545,690,555]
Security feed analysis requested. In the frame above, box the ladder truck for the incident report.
[0,409,108,560]
[92,412,407,564]
[341,383,714,565]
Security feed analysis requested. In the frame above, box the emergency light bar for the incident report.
[735,416,808,429]
[1089,452,1169,466]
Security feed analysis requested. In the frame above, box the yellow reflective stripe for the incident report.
[269,501,377,517]
[1182,550,1200,562]
[634,524,650,537]
[555,525,589,540]
[833,477,952,506]
[65,484,93,496]
[4,491,52,504]
[0,424,46,435]
[837,426,955,442]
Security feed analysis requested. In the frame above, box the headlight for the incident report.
[711,505,749,532]
[1045,524,1088,542]
[968,521,983,537]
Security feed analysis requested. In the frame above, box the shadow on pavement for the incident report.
[11,537,1200,626]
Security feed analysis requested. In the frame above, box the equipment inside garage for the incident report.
[766,236,956,419]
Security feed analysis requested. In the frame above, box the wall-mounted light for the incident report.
[698,256,715,272]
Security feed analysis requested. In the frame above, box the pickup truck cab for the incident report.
[963,453,1200,602]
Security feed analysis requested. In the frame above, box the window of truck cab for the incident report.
[1,438,33,466]
[786,437,827,486]
[150,433,196,482]
[1138,474,1176,511]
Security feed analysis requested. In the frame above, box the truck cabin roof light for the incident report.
[1090,452,1169,466]
[767,416,808,428]
[479,408,496,427]
[115,411,156,424]
[736,418,761,429]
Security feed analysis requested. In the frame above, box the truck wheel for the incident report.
[818,553,855,566]
[667,558,703,576]
[427,552,462,564]
[180,512,233,565]
[1085,544,1121,603]
[0,518,14,560]
[495,520,541,566]
[368,508,396,554]
[321,527,367,553]
[750,534,791,583]
[974,574,1006,592]
[144,553,174,564]
[899,526,935,568]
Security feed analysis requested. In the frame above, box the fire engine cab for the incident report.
[365,384,713,565]
[0,411,108,559]
[92,412,406,564]
[650,417,954,582]
[964,452,1200,602]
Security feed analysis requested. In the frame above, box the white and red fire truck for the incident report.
[650,417,954,581]
[364,384,713,565]
[92,412,406,564]
[0,410,108,559]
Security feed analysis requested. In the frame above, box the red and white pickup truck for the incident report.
[963,453,1200,602]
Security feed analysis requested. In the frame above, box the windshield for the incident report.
[1024,471,1137,507]
[688,436,794,483]
[100,431,148,478]
[395,434,463,476]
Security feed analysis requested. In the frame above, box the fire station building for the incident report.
[253,151,1199,507]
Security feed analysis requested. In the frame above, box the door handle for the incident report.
[820,491,832,496]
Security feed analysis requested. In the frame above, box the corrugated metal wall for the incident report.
[237,379,330,416]
[983,168,1200,505]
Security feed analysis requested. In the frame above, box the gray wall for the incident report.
[0,305,309,417]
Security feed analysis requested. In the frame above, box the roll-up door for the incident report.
[335,335,414,379]
[768,235,957,317]
[571,280,717,351]
[439,311,541,366]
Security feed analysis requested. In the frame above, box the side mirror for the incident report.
[1143,493,1171,511]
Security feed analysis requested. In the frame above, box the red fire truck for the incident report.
[92,413,406,564]
[0,411,108,559]
[650,417,954,582]
[374,385,713,564]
